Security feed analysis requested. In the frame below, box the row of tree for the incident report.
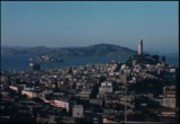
[126,54,166,66]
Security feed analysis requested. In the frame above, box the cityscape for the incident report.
[1,1,179,124]
[1,40,179,123]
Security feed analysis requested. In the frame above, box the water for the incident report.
[1,54,130,71]
[165,54,179,67]
[1,54,178,71]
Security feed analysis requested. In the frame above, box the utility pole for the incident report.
[123,70,127,123]
[125,79,127,123]
[120,69,127,123]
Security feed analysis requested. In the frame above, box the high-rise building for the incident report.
[29,62,41,71]
[138,39,143,55]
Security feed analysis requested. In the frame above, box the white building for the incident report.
[72,105,84,118]
[138,39,143,55]
[162,85,176,108]
[99,81,113,94]
[21,90,38,98]
[53,99,69,112]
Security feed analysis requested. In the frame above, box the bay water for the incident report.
[1,54,178,71]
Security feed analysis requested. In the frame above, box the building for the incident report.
[162,85,176,108]
[138,39,143,55]
[0,75,8,88]
[76,89,92,99]
[29,63,41,71]
[36,115,56,124]
[53,99,69,112]
[9,85,18,91]
[90,99,103,106]
[21,90,39,98]
[72,105,84,118]
[102,117,118,124]
[99,81,113,94]
[119,70,127,84]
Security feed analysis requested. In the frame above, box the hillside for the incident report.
[1,43,136,57]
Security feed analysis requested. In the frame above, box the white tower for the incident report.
[138,39,143,55]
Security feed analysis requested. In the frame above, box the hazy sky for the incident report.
[1,1,178,53]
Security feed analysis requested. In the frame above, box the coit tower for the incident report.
[138,39,143,55]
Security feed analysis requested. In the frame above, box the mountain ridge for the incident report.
[1,43,136,57]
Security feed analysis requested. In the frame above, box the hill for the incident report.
[1,43,136,57]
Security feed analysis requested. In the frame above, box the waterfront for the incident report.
[1,53,178,71]
[1,54,130,71]
[1,53,178,123]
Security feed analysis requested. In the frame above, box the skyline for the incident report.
[1,1,179,53]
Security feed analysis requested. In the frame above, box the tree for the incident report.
[145,54,150,57]
[161,56,166,63]
[21,94,28,99]
[128,79,167,97]
[152,54,160,63]
[99,76,107,82]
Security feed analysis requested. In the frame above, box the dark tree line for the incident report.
[126,54,166,66]
[128,79,169,97]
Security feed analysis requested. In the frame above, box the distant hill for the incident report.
[1,43,136,57]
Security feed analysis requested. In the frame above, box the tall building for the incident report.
[29,63,41,71]
[138,39,143,55]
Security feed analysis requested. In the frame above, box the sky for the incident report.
[1,1,179,53]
